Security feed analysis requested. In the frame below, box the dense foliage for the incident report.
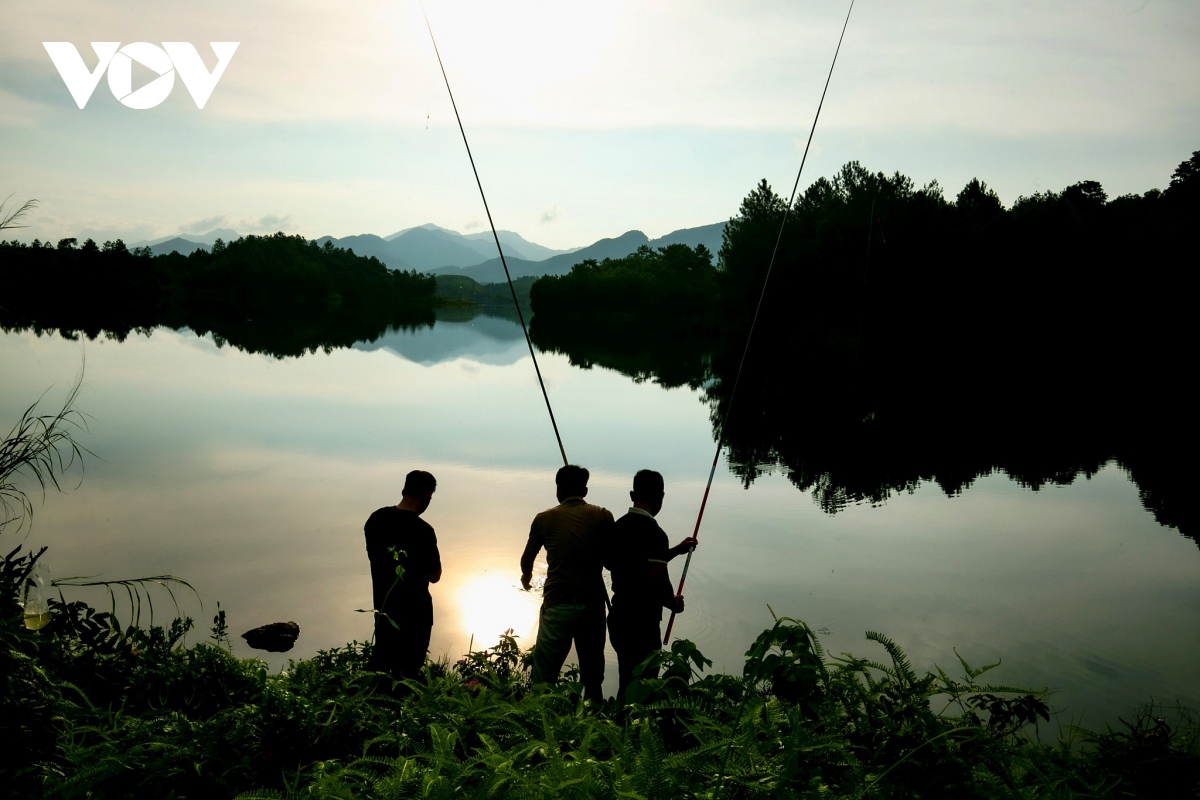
[529,152,1200,546]
[531,243,719,329]
[527,244,720,388]
[434,274,536,314]
[0,234,437,357]
[5,556,1199,799]
[531,150,1197,353]
[717,155,1195,387]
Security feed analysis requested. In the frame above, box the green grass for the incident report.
[2,590,1197,799]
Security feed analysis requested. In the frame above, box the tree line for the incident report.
[533,151,1198,350]
[0,233,437,358]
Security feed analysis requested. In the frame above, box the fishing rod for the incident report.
[420,4,569,467]
[664,0,857,645]
[420,6,622,615]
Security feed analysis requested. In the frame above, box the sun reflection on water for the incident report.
[456,573,541,652]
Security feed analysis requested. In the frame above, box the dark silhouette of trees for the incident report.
[528,243,719,387]
[955,178,1004,227]
[0,233,436,357]
[1166,150,1200,203]
[530,242,718,327]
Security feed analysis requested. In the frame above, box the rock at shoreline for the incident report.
[241,621,301,652]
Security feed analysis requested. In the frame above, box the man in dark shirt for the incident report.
[520,464,614,702]
[605,469,695,699]
[364,469,442,680]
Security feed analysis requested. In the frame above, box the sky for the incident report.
[2,0,1198,249]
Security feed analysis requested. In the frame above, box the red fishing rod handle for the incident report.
[664,474,709,645]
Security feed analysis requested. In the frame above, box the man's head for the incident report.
[401,469,437,513]
[555,464,589,502]
[631,469,664,516]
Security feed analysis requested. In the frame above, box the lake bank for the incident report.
[5,566,1197,799]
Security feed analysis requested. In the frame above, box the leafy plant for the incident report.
[0,194,38,231]
[455,628,527,687]
[0,368,88,535]
[211,601,232,649]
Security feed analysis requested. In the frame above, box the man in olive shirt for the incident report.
[520,464,614,702]
[365,469,442,680]
[605,469,695,699]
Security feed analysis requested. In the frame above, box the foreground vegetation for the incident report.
[3,575,1198,799]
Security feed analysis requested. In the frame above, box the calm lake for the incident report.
[3,315,1198,725]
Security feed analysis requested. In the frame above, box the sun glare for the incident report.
[457,572,541,651]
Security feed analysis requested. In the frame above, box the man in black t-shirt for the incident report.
[604,469,696,699]
[364,469,442,679]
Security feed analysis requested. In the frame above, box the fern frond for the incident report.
[865,630,916,685]
[953,647,1001,682]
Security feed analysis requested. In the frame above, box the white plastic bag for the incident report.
[21,560,52,630]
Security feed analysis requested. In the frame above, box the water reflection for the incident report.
[1,317,1197,725]
[530,313,1198,551]
[456,573,541,652]
[355,309,527,366]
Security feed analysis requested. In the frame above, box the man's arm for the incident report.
[649,560,684,613]
[519,518,543,591]
[598,510,618,571]
[427,529,443,584]
[667,537,698,560]
[428,546,442,584]
[654,525,687,612]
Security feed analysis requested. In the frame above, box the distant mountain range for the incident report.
[384,223,572,262]
[431,222,726,282]
[313,224,583,272]
[142,237,214,257]
[138,220,726,280]
[130,228,240,257]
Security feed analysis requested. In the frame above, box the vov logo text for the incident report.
[43,42,239,110]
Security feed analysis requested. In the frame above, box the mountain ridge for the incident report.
[141,220,726,279]
[428,222,726,282]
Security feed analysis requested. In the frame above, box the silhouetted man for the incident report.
[365,469,442,680]
[605,469,695,699]
[520,464,613,702]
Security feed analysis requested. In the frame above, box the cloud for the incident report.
[246,213,292,232]
[4,0,1198,136]
[76,221,162,244]
[462,219,483,230]
[24,213,292,245]
[179,215,227,234]
[539,206,558,224]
